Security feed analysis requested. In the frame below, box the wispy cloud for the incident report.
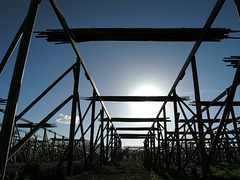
[56,113,79,124]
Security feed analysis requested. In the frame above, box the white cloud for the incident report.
[56,113,80,124]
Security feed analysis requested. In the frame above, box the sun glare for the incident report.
[133,85,161,96]
[130,85,162,118]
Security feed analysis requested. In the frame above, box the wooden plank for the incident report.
[190,101,240,106]
[116,127,158,131]
[35,28,233,43]
[102,118,170,122]
[15,123,56,128]
[178,119,233,123]
[82,96,189,102]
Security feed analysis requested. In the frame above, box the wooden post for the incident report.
[157,121,161,166]
[0,0,40,178]
[230,108,240,155]
[76,94,87,168]
[173,89,181,171]
[152,126,156,167]
[67,62,80,176]
[100,108,105,165]
[89,90,96,169]
[191,55,209,178]
[163,106,169,169]
[105,120,110,163]
[110,126,114,162]
[114,133,117,162]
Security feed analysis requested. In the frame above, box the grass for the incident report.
[5,162,66,180]
[210,163,240,179]
[5,161,240,179]
[166,162,240,180]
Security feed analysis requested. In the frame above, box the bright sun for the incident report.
[133,85,161,96]
[130,85,163,118]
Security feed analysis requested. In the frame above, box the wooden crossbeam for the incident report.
[35,28,234,43]
[190,101,240,106]
[15,123,56,128]
[178,119,234,123]
[102,118,170,122]
[82,96,189,102]
[119,133,149,139]
[115,127,158,131]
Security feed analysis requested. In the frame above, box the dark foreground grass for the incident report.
[5,161,157,180]
[71,161,157,180]
[5,162,65,180]
[165,163,240,180]
[5,161,240,179]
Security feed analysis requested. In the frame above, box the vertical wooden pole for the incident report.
[100,108,105,165]
[144,140,147,166]
[105,120,110,163]
[230,108,240,155]
[152,126,156,166]
[157,121,161,166]
[118,138,122,161]
[184,123,188,161]
[173,89,181,171]
[206,108,214,142]
[76,94,87,168]
[67,62,80,176]
[191,55,209,178]
[145,137,150,169]
[114,133,117,162]
[163,106,169,169]
[89,90,96,169]
[150,132,154,168]
[0,1,40,179]
[110,126,114,162]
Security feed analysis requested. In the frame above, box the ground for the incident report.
[5,161,240,179]
[70,161,160,180]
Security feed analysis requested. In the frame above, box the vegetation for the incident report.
[5,161,240,179]
[5,162,65,180]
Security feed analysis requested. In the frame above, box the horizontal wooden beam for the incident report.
[120,136,146,139]
[35,28,234,43]
[15,123,56,128]
[115,127,158,131]
[190,101,240,106]
[82,96,189,102]
[119,133,151,139]
[102,117,170,122]
[167,131,237,135]
[178,119,233,123]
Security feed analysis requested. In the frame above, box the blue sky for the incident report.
[0,0,240,146]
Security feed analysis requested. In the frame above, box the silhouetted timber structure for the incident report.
[0,0,240,179]
[36,28,236,43]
